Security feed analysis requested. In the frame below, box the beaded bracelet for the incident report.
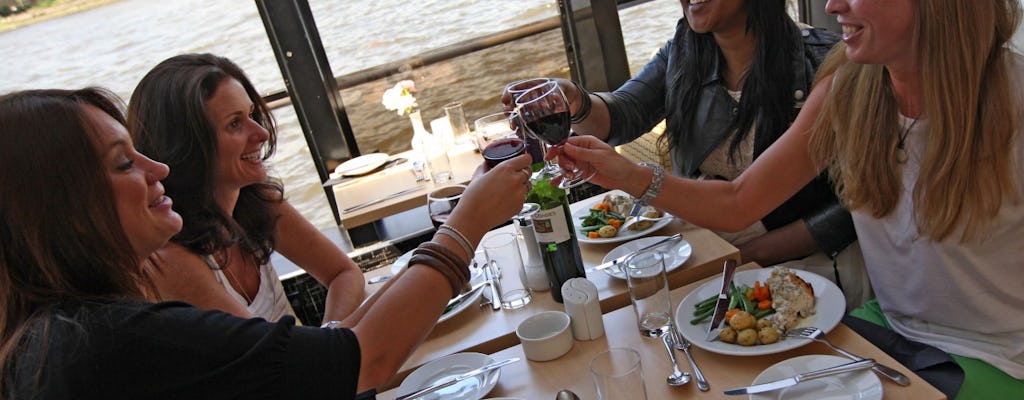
[569,80,593,124]
[436,224,474,262]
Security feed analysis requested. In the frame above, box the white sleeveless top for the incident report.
[852,53,1024,378]
[204,255,293,322]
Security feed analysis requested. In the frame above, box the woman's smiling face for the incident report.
[826,0,917,70]
[205,78,270,192]
[681,0,747,34]
[86,104,182,257]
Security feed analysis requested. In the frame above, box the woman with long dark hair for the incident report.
[0,87,533,397]
[508,0,870,308]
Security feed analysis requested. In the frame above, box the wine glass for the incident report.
[426,185,466,229]
[503,78,559,176]
[513,80,595,189]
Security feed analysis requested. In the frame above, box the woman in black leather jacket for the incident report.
[515,0,870,307]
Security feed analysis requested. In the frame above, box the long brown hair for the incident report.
[809,0,1022,242]
[0,88,144,393]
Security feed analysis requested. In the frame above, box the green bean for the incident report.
[753,308,775,319]
[690,307,714,325]
[580,225,601,232]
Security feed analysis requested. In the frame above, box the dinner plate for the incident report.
[599,236,692,279]
[390,251,486,323]
[748,355,882,400]
[673,269,845,356]
[333,152,389,177]
[398,352,501,400]
[574,190,673,244]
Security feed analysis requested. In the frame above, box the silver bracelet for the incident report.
[637,162,665,206]
[320,320,342,329]
[436,224,474,262]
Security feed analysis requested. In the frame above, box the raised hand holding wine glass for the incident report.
[513,80,594,189]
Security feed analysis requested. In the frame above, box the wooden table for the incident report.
[364,191,741,390]
[332,143,483,229]
[377,263,946,400]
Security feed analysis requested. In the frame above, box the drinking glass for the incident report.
[474,112,517,153]
[482,232,532,309]
[589,348,649,400]
[503,78,559,175]
[624,251,672,338]
[443,101,470,143]
[512,80,595,189]
[426,185,466,229]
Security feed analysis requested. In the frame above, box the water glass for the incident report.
[624,251,672,338]
[589,348,648,400]
[482,232,532,309]
[422,134,453,184]
[443,102,470,143]
[473,112,515,153]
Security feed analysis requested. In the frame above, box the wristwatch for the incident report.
[637,162,665,206]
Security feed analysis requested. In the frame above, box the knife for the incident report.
[395,357,520,400]
[445,281,487,310]
[705,259,738,341]
[594,233,683,271]
[723,358,876,395]
[341,186,420,213]
[483,260,502,310]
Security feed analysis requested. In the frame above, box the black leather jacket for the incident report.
[600,21,855,256]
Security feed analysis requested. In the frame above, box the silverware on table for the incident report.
[341,186,420,213]
[395,357,520,400]
[484,260,502,311]
[594,233,683,272]
[670,327,709,391]
[705,259,738,341]
[661,332,691,386]
[724,358,875,395]
[785,326,911,386]
[446,281,487,309]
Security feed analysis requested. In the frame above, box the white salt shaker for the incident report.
[561,278,604,340]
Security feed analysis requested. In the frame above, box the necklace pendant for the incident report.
[896,149,909,163]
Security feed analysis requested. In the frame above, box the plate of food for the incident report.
[599,236,692,279]
[391,250,486,323]
[398,352,501,400]
[748,355,882,400]
[574,190,671,244]
[673,267,845,356]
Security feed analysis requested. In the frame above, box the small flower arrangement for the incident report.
[381,80,418,116]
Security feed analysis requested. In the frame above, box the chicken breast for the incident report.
[765,266,815,332]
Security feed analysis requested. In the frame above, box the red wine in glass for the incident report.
[523,111,570,145]
[430,211,450,229]
[482,137,527,169]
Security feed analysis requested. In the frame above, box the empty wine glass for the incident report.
[513,80,595,189]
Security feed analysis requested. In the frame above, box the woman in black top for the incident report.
[0,88,532,398]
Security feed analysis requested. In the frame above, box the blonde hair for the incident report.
[809,0,1022,242]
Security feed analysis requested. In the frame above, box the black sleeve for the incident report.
[57,301,362,400]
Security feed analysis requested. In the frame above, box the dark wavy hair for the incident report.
[0,88,144,393]
[664,0,801,160]
[127,54,282,266]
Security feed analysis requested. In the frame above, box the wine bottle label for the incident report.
[532,205,571,244]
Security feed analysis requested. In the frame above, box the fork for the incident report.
[785,327,911,386]
[670,327,709,391]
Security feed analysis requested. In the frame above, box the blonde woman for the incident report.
[558,0,1023,397]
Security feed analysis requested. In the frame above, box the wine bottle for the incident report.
[526,170,586,303]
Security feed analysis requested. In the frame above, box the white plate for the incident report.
[599,236,692,279]
[673,269,846,356]
[333,153,389,177]
[398,352,501,400]
[391,251,485,323]
[574,190,673,244]
[748,355,882,400]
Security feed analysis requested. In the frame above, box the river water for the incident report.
[0,0,685,229]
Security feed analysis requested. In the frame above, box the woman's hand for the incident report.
[447,153,532,241]
[555,135,651,197]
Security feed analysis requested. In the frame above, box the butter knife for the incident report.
[723,358,875,395]
[341,186,420,213]
[594,233,683,271]
[483,260,502,310]
[705,259,738,341]
[395,357,520,400]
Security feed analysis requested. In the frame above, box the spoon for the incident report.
[661,334,691,386]
[555,389,580,400]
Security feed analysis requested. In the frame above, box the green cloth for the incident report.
[850,300,1024,399]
